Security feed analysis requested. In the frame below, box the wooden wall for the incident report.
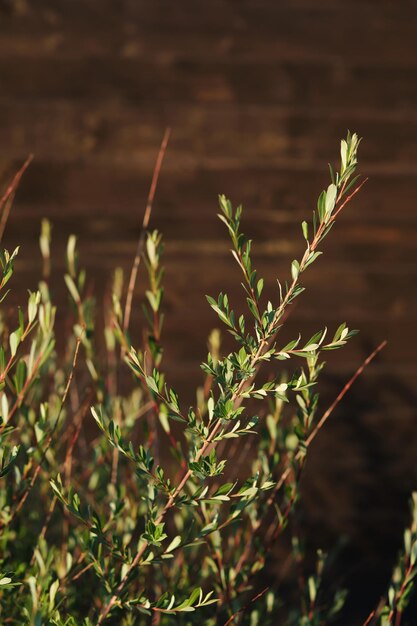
[1,1,417,622]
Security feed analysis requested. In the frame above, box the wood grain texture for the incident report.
[0,1,416,622]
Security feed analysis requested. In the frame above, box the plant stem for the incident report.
[0,155,33,242]
[97,179,364,623]
[122,128,170,336]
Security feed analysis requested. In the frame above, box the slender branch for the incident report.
[363,610,376,626]
[116,129,170,488]
[0,155,33,242]
[123,128,171,336]
[305,339,387,448]
[222,586,269,626]
[333,177,368,220]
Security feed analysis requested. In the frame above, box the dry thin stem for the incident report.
[0,155,33,242]
[122,128,171,336]
[115,128,170,489]
[363,610,376,626]
[333,177,368,221]
[363,596,387,626]
[305,339,387,447]
[222,586,269,626]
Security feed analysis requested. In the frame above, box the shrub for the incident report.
[0,134,415,625]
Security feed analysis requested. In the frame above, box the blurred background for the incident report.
[0,0,417,622]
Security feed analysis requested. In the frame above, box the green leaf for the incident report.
[9,331,19,358]
[246,297,260,322]
[0,392,9,424]
[341,138,348,172]
[317,190,326,221]
[67,234,77,277]
[256,278,264,299]
[325,183,337,219]
[291,260,300,281]
[165,536,181,553]
[64,274,80,303]
[301,220,308,240]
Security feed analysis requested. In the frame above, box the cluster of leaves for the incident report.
[0,133,415,625]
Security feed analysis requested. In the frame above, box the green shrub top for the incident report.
[0,134,415,625]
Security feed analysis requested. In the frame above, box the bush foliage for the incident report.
[0,134,415,625]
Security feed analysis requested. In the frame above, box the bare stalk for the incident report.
[0,155,33,242]
[122,128,171,336]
